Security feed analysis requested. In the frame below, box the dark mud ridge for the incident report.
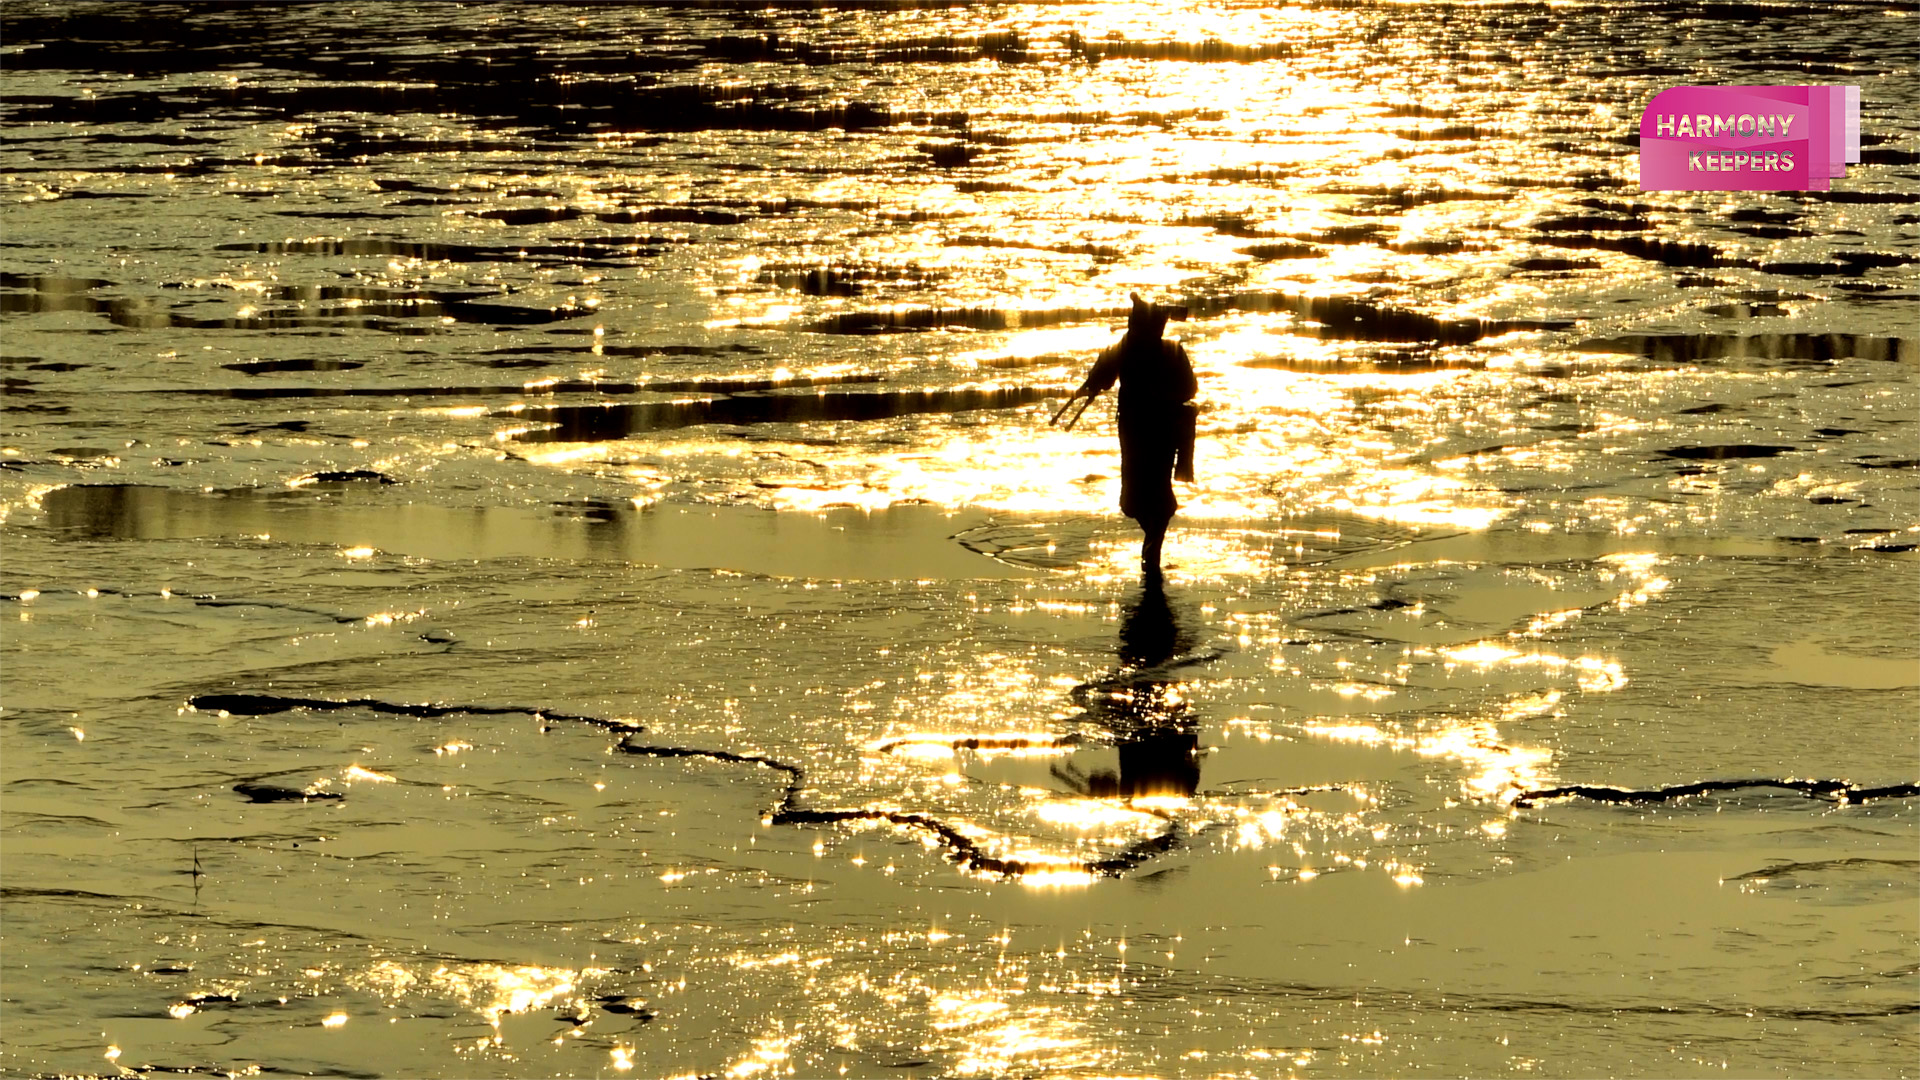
[287,469,399,486]
[1,580,380,625]
[169,371,881,402]
[189,693,631,730]
[806,292,1568,345]
[508,385,1063,442]
[187,693,1194,879]
[232,780,342,804]
[1583,332,1912,365]
[1,271,603,333]
[615,740,1188,878]
[1514,777,1920,808]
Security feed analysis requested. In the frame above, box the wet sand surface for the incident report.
[3,2,1917,1077]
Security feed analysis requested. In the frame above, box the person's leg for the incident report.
[1140,512,1170,575]
[1118,411,1177,575]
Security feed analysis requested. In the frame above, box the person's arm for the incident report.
[1077,342,1122,397]
[1052,341,1122,427]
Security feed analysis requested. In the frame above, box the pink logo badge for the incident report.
[1639,85,1860,191]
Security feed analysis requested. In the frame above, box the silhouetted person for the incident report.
[1057,577,1203,800]
[1056,294,1197,576]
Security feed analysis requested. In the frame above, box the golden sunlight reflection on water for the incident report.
[511,355,1522,535]
[354,960,595,1029]
[485,10,1636,534]
[774,540,1686,887]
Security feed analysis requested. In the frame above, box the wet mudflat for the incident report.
[3,2,1917,1077]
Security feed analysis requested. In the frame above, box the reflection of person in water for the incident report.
[1055,293,1198,576]
[1056,578,1204,800]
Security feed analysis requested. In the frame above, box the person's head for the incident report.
[1128,292,1188,340]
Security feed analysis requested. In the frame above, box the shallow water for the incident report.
[2,2,1917,1077]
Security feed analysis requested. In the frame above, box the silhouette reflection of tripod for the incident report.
[1056,579,1216,800]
